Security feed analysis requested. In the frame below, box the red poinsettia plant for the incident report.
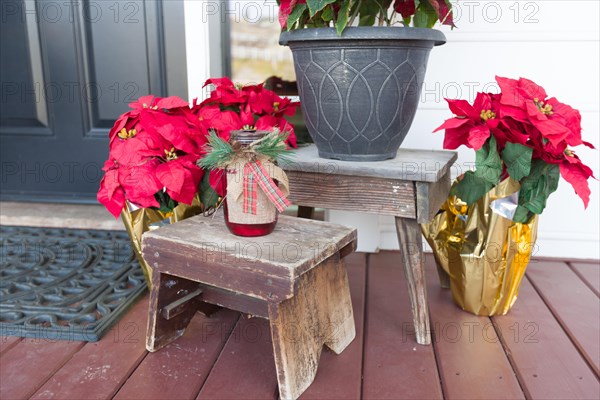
[193,77,298,146]
[278,0,454,35]
[192,77,298,204]
[97,78,298,218]
[434,76,595,223]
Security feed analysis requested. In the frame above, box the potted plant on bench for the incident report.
[278,0,453,161]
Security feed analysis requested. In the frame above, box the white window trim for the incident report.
[184,0,228,103]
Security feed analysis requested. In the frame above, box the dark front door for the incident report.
[1,0,187,202]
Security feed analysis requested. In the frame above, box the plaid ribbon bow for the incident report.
[242,160,291,214]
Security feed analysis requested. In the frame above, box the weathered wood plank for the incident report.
[115,309,239,400]
[425,255,525,400]
[146,274,204,352]
[569,261,600,297]
[0,339,85,399]
[363,252,442,400]
[415,170,451,223]
[142,213,357,301]
[284,144,457,182]
[197,316,278,400]
[162,289,203,320]
[286,170,416,218]
[527,260,600,375]
[143,246,292,302]
[492,275,600,399]
[396,217,431,345]
[31,296,149,400]
[193,254,368,400]
[197,283,269,319]
[299,253,367,400]
[269,256,355,399]
[0,336,21,356]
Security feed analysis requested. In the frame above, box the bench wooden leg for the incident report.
[146,273,202,352]
[268,256,355,400]
[395,216,431,345]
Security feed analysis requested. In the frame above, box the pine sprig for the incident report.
[198,130,294,170]
[198,130,234,170]
[251,130,294,165]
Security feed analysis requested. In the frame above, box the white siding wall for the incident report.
[186,0,600,259]
[381,0,600,259]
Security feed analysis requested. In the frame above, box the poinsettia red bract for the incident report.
[98,79,300,218]
[434,75,595,211]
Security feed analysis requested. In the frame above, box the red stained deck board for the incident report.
[0,336,21,356]
[30,296,150,400]
[299,253,367,400]
[569,261,600,297]
[196,316,278,400]
[492,277,600,399]
[1,252,597,400]
[115,309,240,400]
[0,338,85,399]
[425,255,525,400]
[526,260,600,375]
[362,252,442,400]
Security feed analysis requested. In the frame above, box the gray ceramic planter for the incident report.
[280,27,446,161]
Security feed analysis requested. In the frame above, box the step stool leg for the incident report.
[146,273,201,352]
[395,216,431,345]
[268,256,355,400]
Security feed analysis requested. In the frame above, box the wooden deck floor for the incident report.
[1,252,598,400]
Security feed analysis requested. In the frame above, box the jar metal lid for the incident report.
[230,129,269,145]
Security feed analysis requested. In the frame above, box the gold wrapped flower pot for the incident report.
[422,179,539,316]
[427,76,595,316]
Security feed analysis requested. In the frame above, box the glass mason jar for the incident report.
[222,129,278,237]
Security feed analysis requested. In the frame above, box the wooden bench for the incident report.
[282,144,457,345]
[142,214,357,400]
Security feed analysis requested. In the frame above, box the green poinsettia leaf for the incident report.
[321,4,334,21]
[335,0,352,35]
[154,191,177,213]
[513,205,534,224]
[450,137,502,205]
[307,0,337,17]
[414,1,438,28]
[199,172,220,209]
[518,160,560,216]
[502,142,533,182]
[451,171,494,205]
[427,9,439,27]
[474,136,502,186]
[287,3,308,30]
[412,8,428,27]
[359,14,376,26]
[359,0,379,25]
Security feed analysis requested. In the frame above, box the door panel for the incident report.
[82,0,154,133]
[1,0,50,133]
[0,0,186,202]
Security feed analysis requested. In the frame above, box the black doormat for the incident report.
[0,225,147,341]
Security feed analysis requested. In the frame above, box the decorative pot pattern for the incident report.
[281,27,446,161]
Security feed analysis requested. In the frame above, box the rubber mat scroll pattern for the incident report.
[0,225,147,341]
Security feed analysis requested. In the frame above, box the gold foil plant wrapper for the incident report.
[121,195,204,288]
[422,178,539,316]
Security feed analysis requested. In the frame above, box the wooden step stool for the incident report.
[141,213,357,400]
